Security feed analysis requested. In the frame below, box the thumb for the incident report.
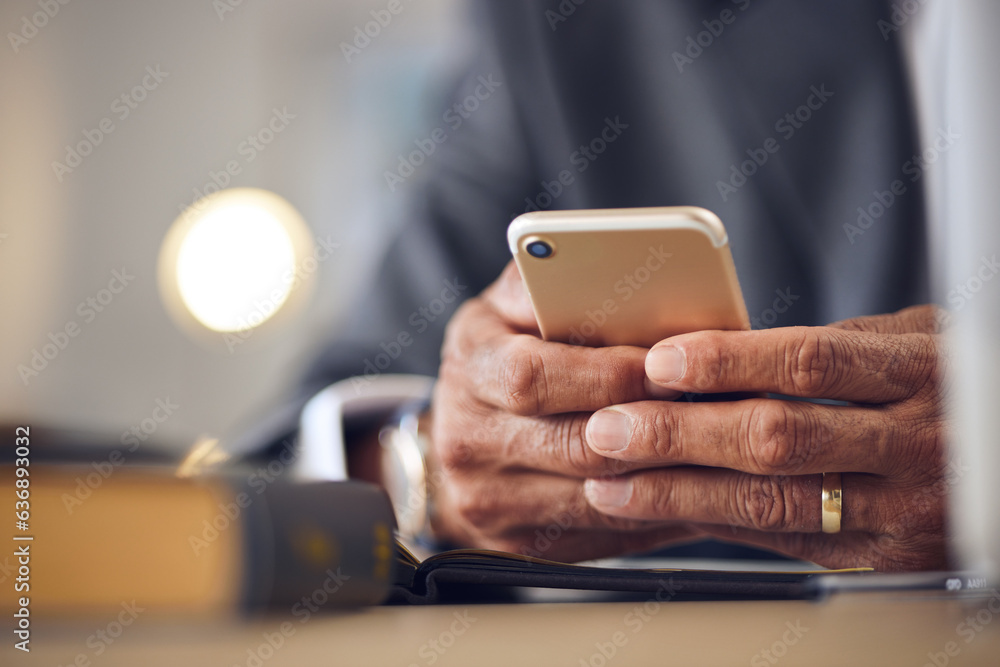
[481,260,540,333]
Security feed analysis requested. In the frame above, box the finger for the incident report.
[585,398,901,476]
[441,470,680,539]
[584,468,884,533]
[828,304,943,335]
[645,326,939,403]
[456,411,662,478]
[432,378,662,479]
[459,327,678,416]
[480,260,540,333]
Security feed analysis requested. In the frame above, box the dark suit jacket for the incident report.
[304,0,928,395]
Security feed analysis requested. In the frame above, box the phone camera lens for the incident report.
[526,240,553,258]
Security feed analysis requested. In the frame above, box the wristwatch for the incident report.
[378,400,433,543]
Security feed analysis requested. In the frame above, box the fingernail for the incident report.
[586,410,631,452]
[585,478,633,508]
[647,346,686,384]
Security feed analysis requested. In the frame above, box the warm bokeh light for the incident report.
[176,202,295,332]
[159,188,312,336]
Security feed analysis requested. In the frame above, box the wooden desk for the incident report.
[8,590,1000,666]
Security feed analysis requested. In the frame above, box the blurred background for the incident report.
[0,0,470,450]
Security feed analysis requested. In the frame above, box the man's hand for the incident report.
[582,305,951,571]
[427,262,699,561]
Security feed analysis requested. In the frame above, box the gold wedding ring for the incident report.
[821,472,843,534]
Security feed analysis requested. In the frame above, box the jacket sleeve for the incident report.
[300,2,540,399]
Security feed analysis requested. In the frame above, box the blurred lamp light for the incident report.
[159,188,313,339]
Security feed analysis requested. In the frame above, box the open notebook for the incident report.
[390,541,871,604]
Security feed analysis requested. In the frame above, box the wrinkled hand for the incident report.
[427,262,699,561]
[583,305,951,571]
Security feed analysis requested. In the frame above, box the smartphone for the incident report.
[507,206,749,348]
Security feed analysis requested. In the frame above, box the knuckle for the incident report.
[744,402,802,474]
[644,476,678,519]
[437,432,474,471]
[737,475,796,531]
[787,329,844,396]
[499,338,547,416]
[594,354,643,404]
[555,415,605,477]
[647,408,682,461]
[868,332,941,401]
[687,332,730,389]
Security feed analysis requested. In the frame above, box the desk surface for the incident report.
[8,590,1000,666]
